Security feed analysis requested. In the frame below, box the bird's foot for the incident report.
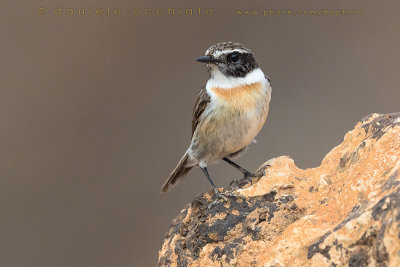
[215,188,227,201]
[206,188,225,209]
[207,189,246,209]
[252,164,271,178]
[229,165,270,190]
[243,170,255,179]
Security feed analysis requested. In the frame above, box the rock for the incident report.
[158,113,400,267]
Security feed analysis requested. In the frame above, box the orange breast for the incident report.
[210,82,264,109]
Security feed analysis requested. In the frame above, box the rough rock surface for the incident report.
[158,113,400,267]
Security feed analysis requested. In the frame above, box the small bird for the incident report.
[161,42,272,196]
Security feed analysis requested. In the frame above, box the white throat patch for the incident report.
[206,68,268,90]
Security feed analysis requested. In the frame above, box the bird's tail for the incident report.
[161,153,193,192]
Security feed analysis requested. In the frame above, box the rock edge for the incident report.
[158,113,400,267]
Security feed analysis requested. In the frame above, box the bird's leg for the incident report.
[223,157,255,178]
[200,167,227,202]
[201,166,251,209]
[201,166,249,209]
[224,157,270,191]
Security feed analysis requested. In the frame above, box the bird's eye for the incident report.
[228,53,240,62]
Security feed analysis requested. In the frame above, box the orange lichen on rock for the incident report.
[158,113,400,267]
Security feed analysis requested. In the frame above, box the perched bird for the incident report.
[161,42,272,196]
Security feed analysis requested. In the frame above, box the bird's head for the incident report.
[196,42,259,78]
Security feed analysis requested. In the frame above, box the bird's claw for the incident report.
[207,189,246,209]
[229,165,270,190]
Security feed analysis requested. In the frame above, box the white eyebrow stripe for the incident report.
[207,48,251,58]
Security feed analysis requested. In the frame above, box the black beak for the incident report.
[195,55,215,63]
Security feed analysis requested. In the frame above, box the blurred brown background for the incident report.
[1,0,399,266]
